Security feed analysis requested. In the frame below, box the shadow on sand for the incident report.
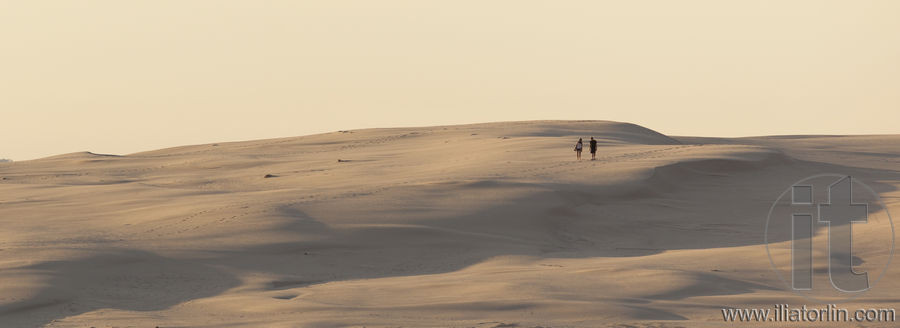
[3,152,899,326]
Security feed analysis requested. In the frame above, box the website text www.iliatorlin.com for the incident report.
[722,304,896,323]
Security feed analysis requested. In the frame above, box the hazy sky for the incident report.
[2,1,899,160]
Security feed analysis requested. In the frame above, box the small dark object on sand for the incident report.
[264,174,278,178]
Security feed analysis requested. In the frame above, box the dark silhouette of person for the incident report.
[589,137,598,160]
[574,138,583,160]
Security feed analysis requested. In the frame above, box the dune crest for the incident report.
[1,121,898,327]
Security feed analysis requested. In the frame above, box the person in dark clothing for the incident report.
[574,138,583,160]
[589,137,598,160]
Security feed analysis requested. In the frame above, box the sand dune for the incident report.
[1,121,898,327]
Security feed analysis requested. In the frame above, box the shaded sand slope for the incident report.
[1,121,899,327]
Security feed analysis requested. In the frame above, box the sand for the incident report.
[1,120,898,327]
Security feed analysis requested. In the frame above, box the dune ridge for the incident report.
[1,121,898,327]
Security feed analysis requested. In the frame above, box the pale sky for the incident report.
[2,1,899,160]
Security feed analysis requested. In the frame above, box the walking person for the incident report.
[574,138,583,160]
[589,137,598,160]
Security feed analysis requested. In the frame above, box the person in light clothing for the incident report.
[574,138,583,160]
